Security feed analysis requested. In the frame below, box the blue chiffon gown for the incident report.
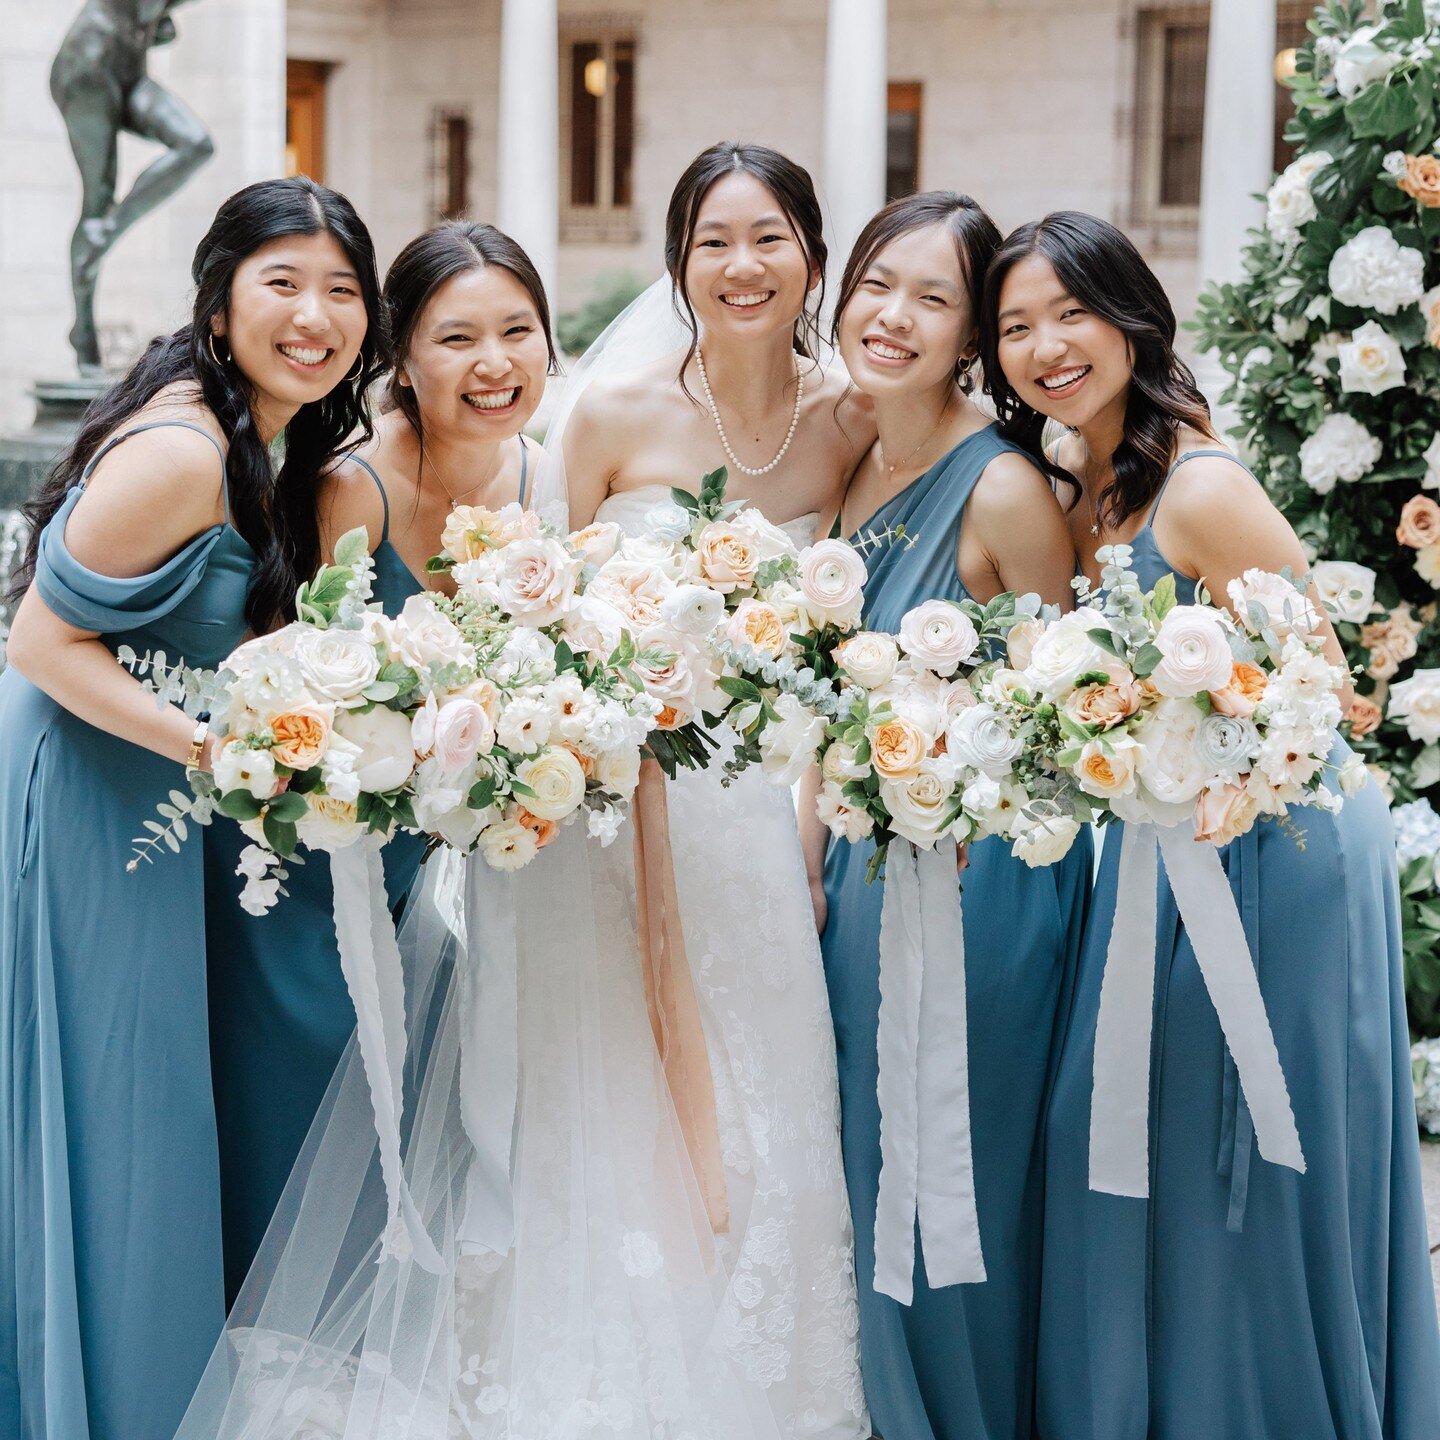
[820,425,1093,1440]
[0,421,252,1440]
[204,451,457,1302]
[1037,450,1440,1439]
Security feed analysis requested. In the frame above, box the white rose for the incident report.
[1338,753,1370,797]
[1227,569,1322,640]
[731,506,798,563]
[427,801,491,851]
[214,742,278,800]
[880,760,957,848]
[619,533,689,580]
[1333,25,1403,98]
[391,594,475,672]
[897,599,980,675]
[1264,152,1332,242]
[797,539,868,627]
[945,703,1023,779]
[1150,605,1235,697]
[567,520,622,566]
[821,739,868,783]
[492,628,557,685]
[495,537,582,626]
[516,747,587,821]
[1136,699,1209,808]
[816,780,874,842]
[295,794,367,853]
[1337,320,1407,395]
[642,503,693,544]
[333,705,417,792]
[1310,560,1376,623]
[835,632,899,689]
[1423,434,1440,492]
[293,628,380,703]
[1328,226,1426,315]
[588,559,675,628]
[594,745,641,798]
[479,817,539,872]
[659,584,726,637]
[1389,669,1440,745]
[1024,611,1117,699]
[1011,814,1082,869]
[563,596,628,657]
[1298,412,1382,493]
[758,692,826,786]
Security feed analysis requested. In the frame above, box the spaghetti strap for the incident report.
[344,453,392,546]
[517,435,530,510]
[1146,447,1245,527]
[81,420,231,522]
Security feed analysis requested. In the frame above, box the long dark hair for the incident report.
[12,176,386,629]
[382,220,558,443]
[663,141,827,392]
[832,190,1002,393]
[978,211,1214,527]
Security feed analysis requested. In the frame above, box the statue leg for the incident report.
[110,78,215,241]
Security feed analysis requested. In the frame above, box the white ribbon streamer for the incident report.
[1088,822,1305,1199]
[330,837,444,1273]
[874,836,985,1305]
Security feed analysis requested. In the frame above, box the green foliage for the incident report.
[1189,0,1440,1031]
[555,272,647,357]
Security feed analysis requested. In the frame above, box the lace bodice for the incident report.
[595,485,820,548]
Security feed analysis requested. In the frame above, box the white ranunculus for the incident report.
[1011,814,1082,868]
[1389,669,1440,745]
[758,693,827,786]
[1298,412,1382,493]
[1264,152,1332,243]
[1337,320,1407,395]
[479,817,539,872]
[432,697,495,771]
[1136,699,1209,808]
[293,628,380,703]
[659,584,726,637]
[391,594,475,672]
[495,537,582,626]
[1328,226,1426,316]
[835,631,899,689]
[1310,560,1377,623]
[1423,434,1440,492]
[945,703,1023,779]
[214,742,278,800]
[880,761,956,848]
[1150,605,1235,697]
[333,705,417,792]
[797,539,868,627]
[295,794,367,853]
[1024,611,1118,699]
[1333,25,1404,98]
[897,599,980,675]
[1194,713,1261,775]
[816,779,875,842]
[1227,568,1322,641]
[516,747,587,821]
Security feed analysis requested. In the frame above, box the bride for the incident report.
[557,140,873,1435]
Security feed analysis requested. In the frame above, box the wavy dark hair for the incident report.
[832,190,1002,393]
[978,210,1214,526]
[663,141,827,394]
[12,176,386,629]
[382,220,558,444]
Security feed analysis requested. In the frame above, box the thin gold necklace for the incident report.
[879,396,954,479]
[420,442,507,506]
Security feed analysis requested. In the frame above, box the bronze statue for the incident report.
[50,0,214,371]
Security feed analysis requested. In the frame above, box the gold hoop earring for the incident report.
[208,332,229,366]
[346,353,365,384]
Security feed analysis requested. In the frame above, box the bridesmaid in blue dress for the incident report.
[981,211,1440,1438]
[205,220,557,1302]
[802,192,1092,1440]
[0,177,384,1440]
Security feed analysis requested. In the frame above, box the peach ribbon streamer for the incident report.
[632,761,731,1234]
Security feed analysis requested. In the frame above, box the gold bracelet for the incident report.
[187,719,209,771]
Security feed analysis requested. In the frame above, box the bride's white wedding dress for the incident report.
[594,489,867,1434]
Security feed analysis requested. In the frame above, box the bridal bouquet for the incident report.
[996,545,1365,844]
[808,589,1077,878]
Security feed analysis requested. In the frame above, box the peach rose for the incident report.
[871,716,927,779]
[1361,605,1422,680]
[559,741,597,779]
[269,706,332,770]
[1396,494,1440,549]
[692,522,759,594]
[1424,285,1440,349]
[1064,675,1141,730]
[1347,694,1383,737]
[1399,154,1440,208]
[1076,736,1140,799]
[1193,781,1260,846]
[726,599,787,657]
[441,504,507,563]
[513,805,559,849]
[1209,662,1268,718]
[567,520,621,566]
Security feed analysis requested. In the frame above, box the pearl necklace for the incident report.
[695,347,804,477]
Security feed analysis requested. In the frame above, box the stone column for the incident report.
[822,0,887,308]
[497,0,559,300]
[1195,0,1277,415]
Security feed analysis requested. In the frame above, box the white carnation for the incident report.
[1298,412,1382,493]
[1328,227,1425,316]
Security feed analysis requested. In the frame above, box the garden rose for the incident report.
[836,631,900,689]
[1396,494,1440,549]
[494,537,582,625]
[1024,611,1117,699]
[797,539,867,626]
[725,599,787,657]
[294,628,380,702]
[1193,781,1260,846]
[1399,153,1440,207]
[1135,699,1208,807]
[1209,661,1268,718]
[441,504,507,563]
[758,693,826,786]
[564,596,628,657]
[567,520,622,566]
[1150,605,1235,697]
[295,793,367,853]
[1076,735,1141,799]
[1337,320,1407,395]
[1005,617,1045,670]
[433,697,495,771]
[1417,544,1440,589]
[898,600,980,674]
[1064,674,1141,729]
[1361,606,1423,680]
[692,522,759,593]
[880,761,956,847]
[391,594,475,671]
[822,739,868,783]
[730,506,797,562]
[871,715,927,779]
[1310,560,1376,622]
[1227,569,1321,639]
[269,705,332,770]
[1390,669,1440,745]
